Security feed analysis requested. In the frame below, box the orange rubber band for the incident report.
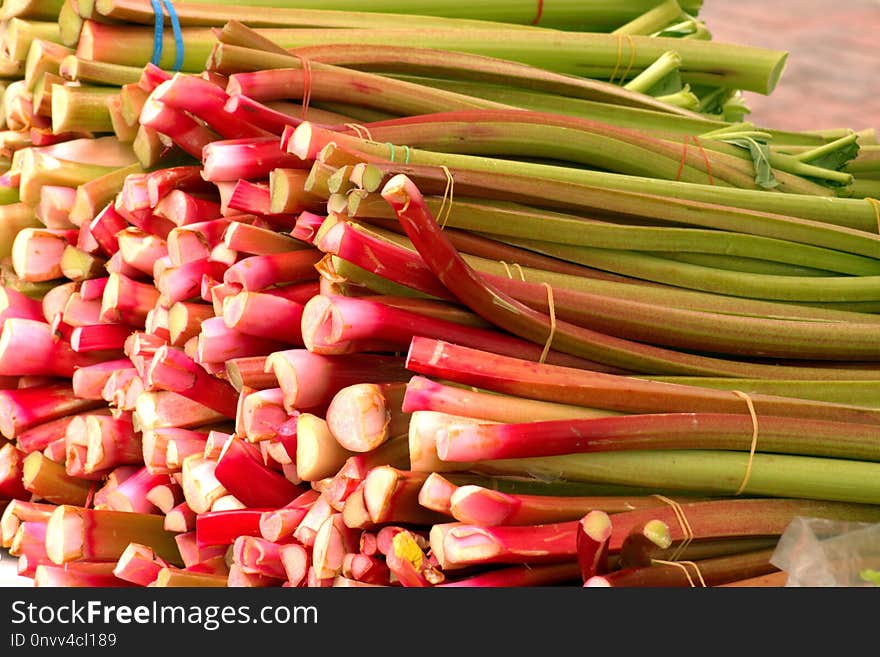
[732,390,759,496]
[539,282,556,364]
[295,54,313,119]
[437,165,454,229]
[675,136,690,181]
[691,136,715,185]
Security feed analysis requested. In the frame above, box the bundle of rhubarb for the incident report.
[1,1,880,588]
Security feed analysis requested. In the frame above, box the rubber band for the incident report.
[150,0,163,66]
[436,165,455,229]
[609,34,636,85]
[619,35,637,86]
[732,390,759,496]
[386,142,397,163]
[511,262,526,282]
[539,282,556,364]
[532,0,544,25]
[149,0,184,71]
[295,54,313,119]
[691,136,715,185]
[164,0,183,72]
[866,197,880,234]
[344,123,373,141]
[651,494,694,561]
[609,35,624,85]
[652,559,707,587]
[499,260,514,279]
[675,136,690,181]
[402,145,412,165]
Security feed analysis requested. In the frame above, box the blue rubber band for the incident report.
[150,0,164,66]
[163,0,184,72]
[150,0,185,71]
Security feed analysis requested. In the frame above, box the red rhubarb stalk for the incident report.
[214,433,303,508]
[405,338,880,425]
[577,510,613,581]
[196,508,274,547]
[434,412,880,462]
[265,349,410,413]
[146,344,240,418]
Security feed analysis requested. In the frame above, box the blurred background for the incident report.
[701,0,880,132]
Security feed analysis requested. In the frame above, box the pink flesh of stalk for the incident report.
[222,291,306,343]
[222,248,322,292]
[266,349,410,413]
[196,316,290,363]
[233,535,287,580]
[202,137,310,182]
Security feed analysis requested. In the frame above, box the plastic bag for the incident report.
[770,516,880,587]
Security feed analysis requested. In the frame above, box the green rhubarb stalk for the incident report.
[93,0,549,31]
[50,83,117,134]
[145,0,706,31]
[325,112,758,188]
[330,237,880,325]
[612,0,687,36]
[23,38,73,91]
[504,238,880,303]
[69,162,145,225]
[382,176,880,379]
[17,149,121,205]
[214,29,708,117]
[472,449,880,506]
[845,178,880,200]
[653,252,837,278]
[794,131,860,164]
[75,20,217,73]
[371,75,732,138]
[327,223,880,360]
[623,50,681,94]
[645,378,880,409]
[0,0,66,21]
[58,0,84,47]
[317,143,880,239]
[654,84,700,111]
[59,55,144,86]
[3,18,62,61]
[347,191,880,276]
[232,26,788,94]
[226,63,515,117]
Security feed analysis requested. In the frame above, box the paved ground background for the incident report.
[699,0,880,133]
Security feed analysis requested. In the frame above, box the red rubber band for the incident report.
[533,0,544,25]
[675,136,690,181]
[691,136,715,185]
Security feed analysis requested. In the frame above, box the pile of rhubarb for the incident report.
[1,0,879,588]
